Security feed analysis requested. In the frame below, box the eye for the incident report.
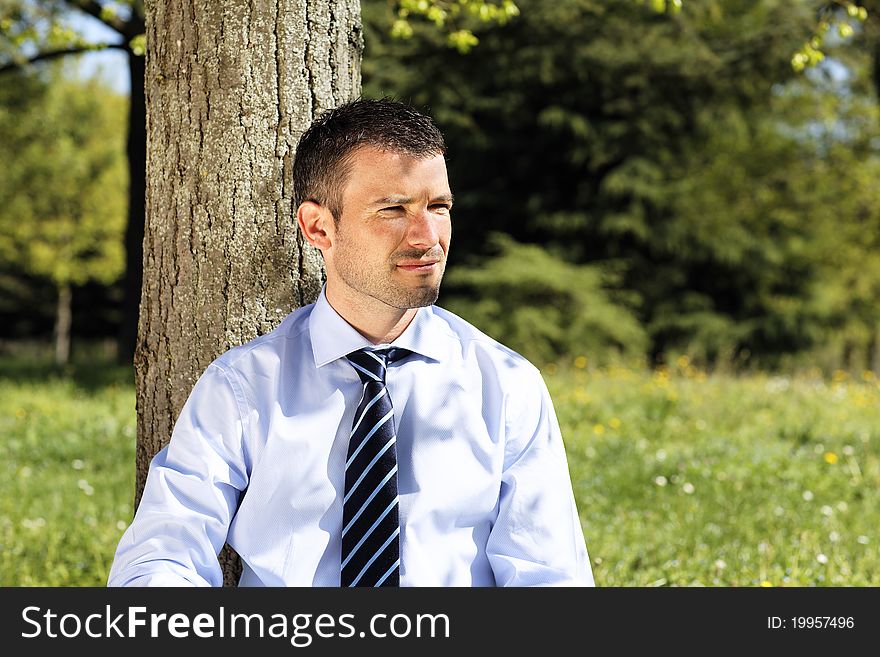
[379,205,404,213]
[430,204,452,214]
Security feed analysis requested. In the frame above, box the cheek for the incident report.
[440,220,452,246]
[339,227,397,265]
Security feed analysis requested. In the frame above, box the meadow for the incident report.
[551,357,879,587]
[1,356,877,586]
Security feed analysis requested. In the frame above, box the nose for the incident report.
[406,207,440,249]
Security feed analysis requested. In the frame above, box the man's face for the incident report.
[323,146,452,311]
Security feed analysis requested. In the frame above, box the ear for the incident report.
[296,201,333,251]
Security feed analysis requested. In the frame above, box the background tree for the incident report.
[3,0,877,373]
[0,0,523,363]
[0,65,126,365]
[443,234,648,365]
[362,0,880,369]
[1,0,144,364]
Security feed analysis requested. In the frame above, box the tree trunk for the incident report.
[54,283,72,366]
[118,49,146,366]
[867,328,879,375]
[842,338,855,372]
[137,0,362,586]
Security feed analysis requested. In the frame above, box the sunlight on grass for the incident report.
[1,355,877,586]
[547,358,880,586]
[0,363,136,586]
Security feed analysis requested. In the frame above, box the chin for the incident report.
[388,285,440,310]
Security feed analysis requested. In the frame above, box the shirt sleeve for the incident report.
[107,362,251,587]
[486,365,595,586]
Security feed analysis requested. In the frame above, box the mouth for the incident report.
[396,259,441,273]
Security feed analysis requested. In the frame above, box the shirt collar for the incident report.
[309,287,449,367]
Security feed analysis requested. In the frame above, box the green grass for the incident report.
[2,355,878,586]
[548,358,880,587]
[0,358,136,586]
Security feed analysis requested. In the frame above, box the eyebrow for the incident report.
[372,194,455,206]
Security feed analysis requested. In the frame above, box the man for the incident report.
[108,98,593,587]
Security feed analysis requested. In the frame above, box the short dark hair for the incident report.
[292,97,447,220]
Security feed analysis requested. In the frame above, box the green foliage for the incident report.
[0,1,104,66]
[791,2,869,72]
[128,32,145,56]
[390,0,520,53]
[441,234,648,365]
[0,65,128,289]
[0,0,878,371]
[363,0,880,369]
[636,0,683,13]
[656,53,880,367]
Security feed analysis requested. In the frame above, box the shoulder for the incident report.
[430,304,541,380]
[431,306,556,450]
[211,302,314,376]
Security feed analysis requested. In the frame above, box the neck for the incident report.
[325,285,419,344]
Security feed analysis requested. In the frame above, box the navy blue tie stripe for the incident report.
[342,347,409,587]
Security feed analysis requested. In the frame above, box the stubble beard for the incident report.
[335,248,446,311]
[381,257,445,309]
[387,266,444,309]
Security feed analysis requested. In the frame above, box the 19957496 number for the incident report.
[768,616,854,629]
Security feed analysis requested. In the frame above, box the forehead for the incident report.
[342,147,450,199]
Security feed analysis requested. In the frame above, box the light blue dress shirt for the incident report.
[108,289,594,587]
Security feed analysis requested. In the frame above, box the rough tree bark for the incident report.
[137,0,362,586]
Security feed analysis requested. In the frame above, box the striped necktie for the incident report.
[341,347,410,587]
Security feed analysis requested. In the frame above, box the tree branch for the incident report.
[63,0,129,35]
[0,43,128,74]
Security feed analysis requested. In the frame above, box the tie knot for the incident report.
[346,348,410,384]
